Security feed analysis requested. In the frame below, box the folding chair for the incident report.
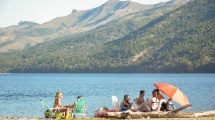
[72,98,87,118]
[40,99,63,119]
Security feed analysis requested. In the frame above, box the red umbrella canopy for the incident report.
[154,83,189,107]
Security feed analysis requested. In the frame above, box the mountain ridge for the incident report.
[1,0,212,73]
[0,0,190,53]
[92,0,215,73]
[0,0,154,52]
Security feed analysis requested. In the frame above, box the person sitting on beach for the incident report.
[154,89,173,111]
[120,94,131,111]
[150,89,160,111]
[53,91,69,119]
[150,89,172,111]
[69,96,82,110]
[134,90,151,112]
[136,90,145,106]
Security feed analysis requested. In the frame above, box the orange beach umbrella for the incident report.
[154,83,189,107]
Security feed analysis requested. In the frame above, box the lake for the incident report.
[0,74,215,118]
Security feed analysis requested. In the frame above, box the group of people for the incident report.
[120,89,174,112]
[53,89,174,118]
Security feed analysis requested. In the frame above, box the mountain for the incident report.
[0,0,212,73]
[91,0,215,73]
[167,0,192,6]
[42,0,151,28]
[0,0,151,53]
[152,0,191,8]
[18,21,39,26]
[0,1,178,72]
[0,0,188,53]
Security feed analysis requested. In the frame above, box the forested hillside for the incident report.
[91,0,215,73]
[0,0,214,73]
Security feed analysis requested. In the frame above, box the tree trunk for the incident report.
[105,110,215,119]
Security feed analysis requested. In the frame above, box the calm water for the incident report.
[0,74,215,118]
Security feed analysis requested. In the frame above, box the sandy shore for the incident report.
[0,117,215,120]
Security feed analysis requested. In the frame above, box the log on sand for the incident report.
[105,110,215,119]
[193,110,215,117]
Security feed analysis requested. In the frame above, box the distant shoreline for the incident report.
[0,73,214,74]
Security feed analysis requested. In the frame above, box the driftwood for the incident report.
[171,104,191,113]
[193,110,215,118]
[105,110,215,119]
[103,105,215,119]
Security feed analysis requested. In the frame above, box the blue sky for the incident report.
[0,0,170,28]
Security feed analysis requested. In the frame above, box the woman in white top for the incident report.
[150,89,172,111]
[150,89,160,111]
